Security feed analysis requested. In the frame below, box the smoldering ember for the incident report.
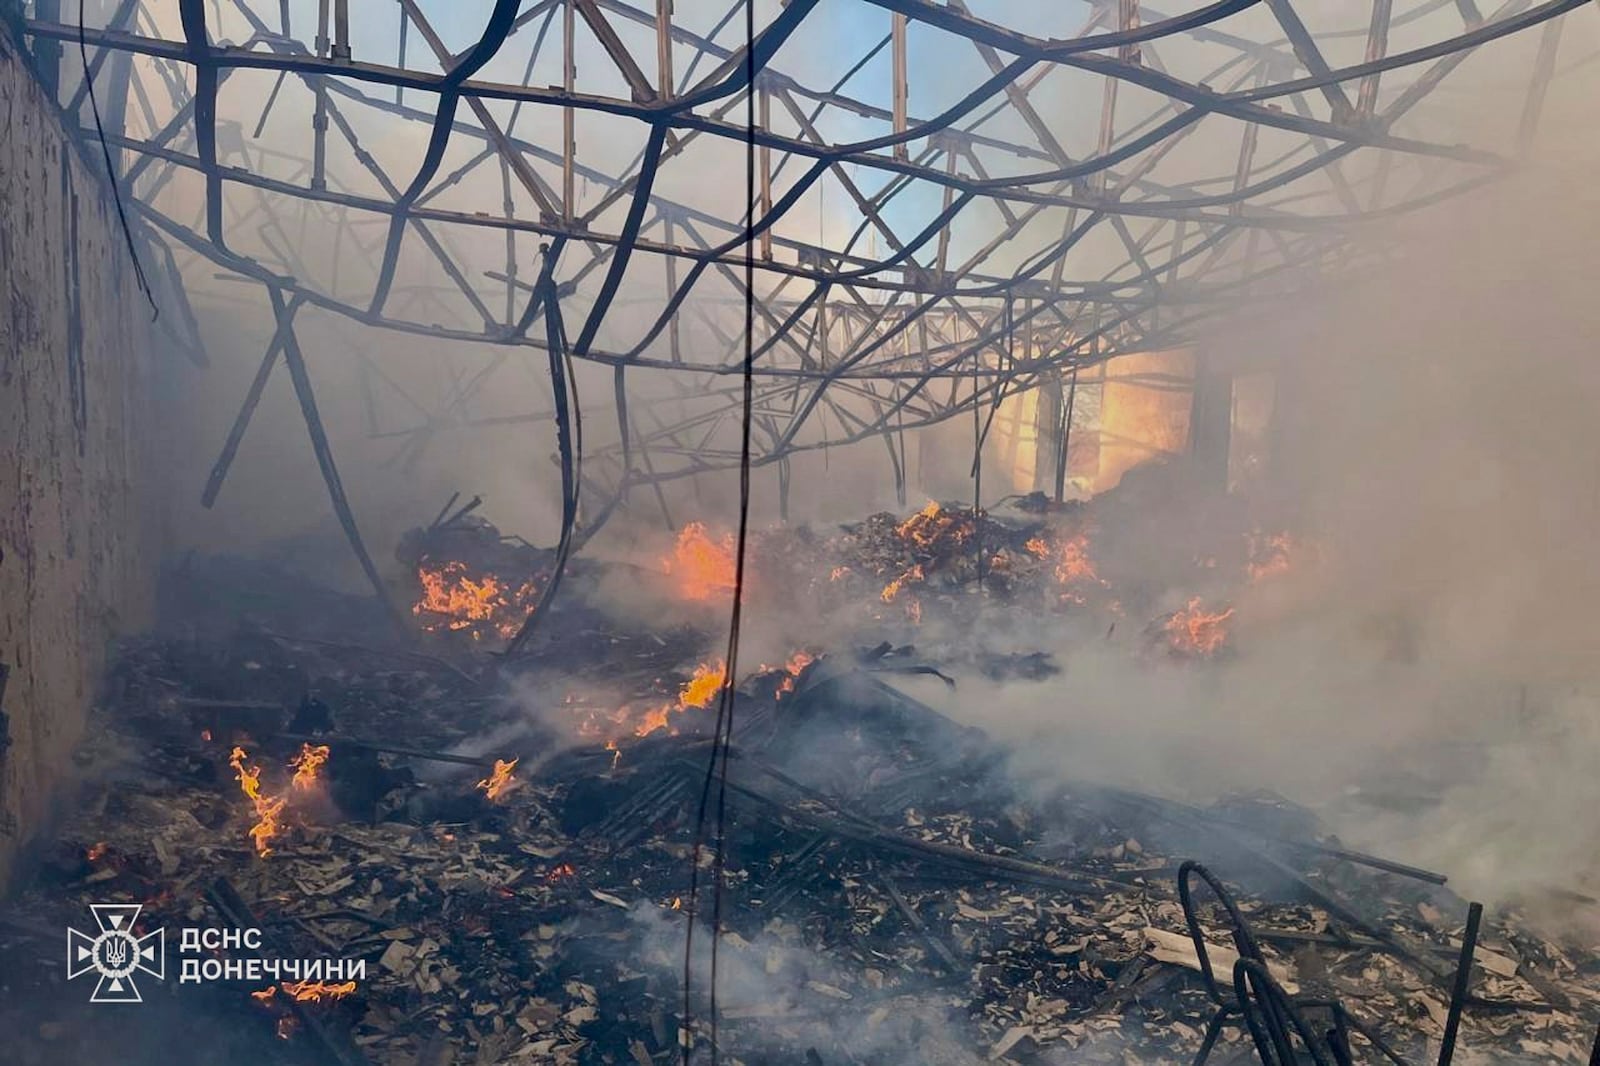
[4,3,1600,1066]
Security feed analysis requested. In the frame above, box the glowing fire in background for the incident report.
[477,757,520,802]
[1163,598,1235,657]
[413,559,538,640]
[1246,530,1300,583]
[664,523,737,602]
[229,746,288,857]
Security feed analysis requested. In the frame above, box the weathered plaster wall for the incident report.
[0,30,163,887]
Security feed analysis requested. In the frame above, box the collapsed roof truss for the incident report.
[17,0,1587,538]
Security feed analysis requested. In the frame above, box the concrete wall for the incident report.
[0,29,163,886]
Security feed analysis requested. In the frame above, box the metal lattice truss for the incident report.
[19,0,1591,528]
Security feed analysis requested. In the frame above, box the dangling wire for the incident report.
[77,0,157,319]
[681,1,758,1061]
[501,245,580,662]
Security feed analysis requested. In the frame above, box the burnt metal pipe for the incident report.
[1437,900,1483,1066]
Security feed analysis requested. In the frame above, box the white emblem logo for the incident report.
[66,903,165,1002]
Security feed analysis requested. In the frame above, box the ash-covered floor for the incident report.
[4,487,1599,1066]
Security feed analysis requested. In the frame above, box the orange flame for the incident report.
[896,501,974,550]
[663,523,738,602]
[86,841,109,863]
[281,980,357,1002]
[251,987,277,1004]
[1051,533,1099,585]
[413,559,537,639]
[1163,598,1235,656]
[1246,530,1297,583]
[774,651,815,696]
[631,703,674,739]
[880,564,924,603]
[477,757,519,802]
[289,743,330,791]
[679,660,727,709]
[1026,531,1104,593]
[229,746,288,857]
[633,660,729,738]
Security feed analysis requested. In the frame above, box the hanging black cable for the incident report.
[501,245,580,662]
[77,0,157,319]
[681,1,758,1060]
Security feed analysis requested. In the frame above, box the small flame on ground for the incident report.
[289,743,330,791]
[229,746,288,857]
[1051,533,1099,586]
[663,523,737,602]
[633,660,729,737]
[282,980,357,1002]
[773,651,815,696]
[477,757,519,802]
[880,564,924,603]
[829,566,850,582]
[1026,531,1104,596]
[593,654,805,742]
[1163,597,1235,656]
[85,841,109,863]
[547,863,577,882]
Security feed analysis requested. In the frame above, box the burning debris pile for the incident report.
[4,489,1596,1066]
[390,479,1296,676]
[397,497,550,644]
[4,561,1599,1066]
[824,501,1113,623]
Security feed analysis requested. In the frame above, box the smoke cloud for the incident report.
[905,127,1600,914]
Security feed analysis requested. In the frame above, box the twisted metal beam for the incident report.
[15,0,1591,522]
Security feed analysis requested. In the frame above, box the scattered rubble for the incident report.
[2,495,1597,1066]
